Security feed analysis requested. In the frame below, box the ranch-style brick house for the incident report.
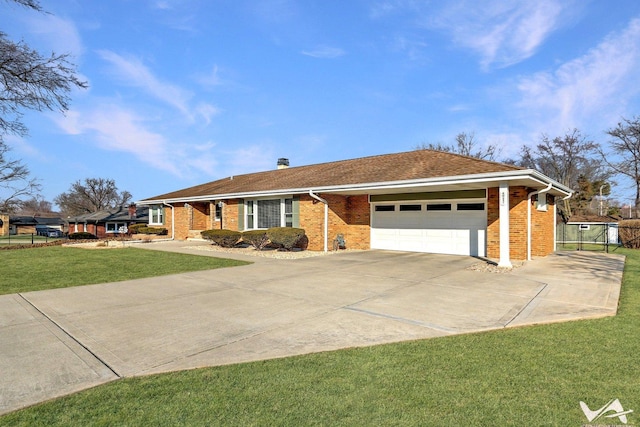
[138,150,572,267]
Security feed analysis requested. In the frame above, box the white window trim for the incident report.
[244,196,293,230]
[214,201,222,221]
[149,206,164,225]
[106,222,128,233]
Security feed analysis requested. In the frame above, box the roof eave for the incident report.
[138,169,573,204]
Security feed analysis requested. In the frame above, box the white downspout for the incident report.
[309,190,328,252]
[527,183,553,261]
[163,201,175,240]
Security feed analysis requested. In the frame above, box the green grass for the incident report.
[556,242,622,252]
[2,249,639,426]
[1,246,250,295]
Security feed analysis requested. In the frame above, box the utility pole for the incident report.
[599,184,605,216]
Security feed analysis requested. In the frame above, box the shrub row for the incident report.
[127,223,147,234]
[0,240,66,251]
[201,227,306,251]
[68,232,98,240]
[134,227,168,235]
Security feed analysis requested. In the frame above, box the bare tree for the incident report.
[603,116,640,218]
[0,141,39,212]
[514,129,609,219]
[17,196,53,216]
[0,0,87,209]
[55,178,132,216]
[1,0,87,144]
[416,132,501,161]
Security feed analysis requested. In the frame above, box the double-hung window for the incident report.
[245,198,295,229]
[149,206,164,225]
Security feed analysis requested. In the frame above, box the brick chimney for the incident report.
[128,204,137,219]
[277,158,289,169]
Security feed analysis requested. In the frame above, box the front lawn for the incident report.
[2,246,250,295]
[1,249,638,425]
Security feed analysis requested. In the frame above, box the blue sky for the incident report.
[4,0,640,207]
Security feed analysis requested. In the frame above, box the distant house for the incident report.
[67,205,149,238]
[7,216,65,236]
[139,149,573,266]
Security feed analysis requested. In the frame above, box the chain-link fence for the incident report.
[0,233,66,247]
[556,222,621,252]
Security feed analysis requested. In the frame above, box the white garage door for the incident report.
[371,200,486,256]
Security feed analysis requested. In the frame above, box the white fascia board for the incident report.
[317,169,573,196]
[137,169,573,205]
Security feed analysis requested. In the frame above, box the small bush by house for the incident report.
[619,220,640,249]
[201,229,242,248]
[128,223,148,234]
[68,232,98,240]
[242,230,270,250]
[267,227,305,251]
[137,227,168,235]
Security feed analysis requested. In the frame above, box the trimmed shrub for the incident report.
[267,227,305,251]
[619,220,640,249]
[128,223,148,234]
[201,229,242,248]
[68,232,97,240]
[242,230,270,250]
[142,227,168,235]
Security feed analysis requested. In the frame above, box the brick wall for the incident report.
[162,205,173,238]
[487,186,556,260]
[0,214,8,236]
[222,199,240,231]
[531,194,555,257]
[191,202,209,230]
[172,202,190,240]
[299,194,370,251]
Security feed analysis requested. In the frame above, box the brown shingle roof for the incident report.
[143,149,524,201]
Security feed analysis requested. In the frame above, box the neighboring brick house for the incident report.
[139,150,572,266]
[68,205,149,239]
[5,215,65,236]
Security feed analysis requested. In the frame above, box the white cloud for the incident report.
[196,65,226,88]
[55,105,222,177]
[97,50,194,118]
[515,17,640,133]
[301,45,346,59]
[4,134,46,162]
[427,0,566,69]
[223,144,275,175]
[154,1,172,10]
[24,14,84,57]
[196,103,222,125]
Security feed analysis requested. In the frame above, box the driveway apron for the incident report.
[0,246,625,415]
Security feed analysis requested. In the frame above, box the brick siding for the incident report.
[487,186,556,260]
[165,187,556,259]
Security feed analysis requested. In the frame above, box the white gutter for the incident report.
[308,190,329,252]
[163,201,175,240]
[527,183,553,261]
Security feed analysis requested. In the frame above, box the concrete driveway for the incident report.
[0,244,625,414]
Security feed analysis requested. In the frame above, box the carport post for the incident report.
[498,181,512,268]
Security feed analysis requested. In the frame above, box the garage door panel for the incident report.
[371,200,486,257]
